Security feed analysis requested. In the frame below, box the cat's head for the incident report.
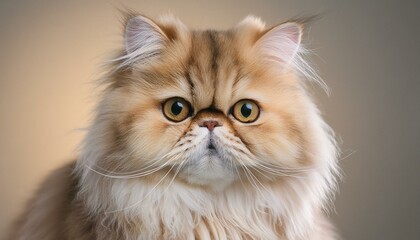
[83,14,337,191]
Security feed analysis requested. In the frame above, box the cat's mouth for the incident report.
[207,139,216,150]
[175,131,236,189]
[206,136,221,156]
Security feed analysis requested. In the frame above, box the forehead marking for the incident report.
[187,31,243,113]
[185,71,195,101]
[187,31,221,110]
[207,30,219,108]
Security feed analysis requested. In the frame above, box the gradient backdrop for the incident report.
[1,0,419,239]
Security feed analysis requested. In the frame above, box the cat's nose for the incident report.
[199,120,221,131]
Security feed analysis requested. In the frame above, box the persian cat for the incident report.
[10,12,339,240]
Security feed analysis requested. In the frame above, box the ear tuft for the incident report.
[255,21,328,93]
[255,22,303,64]
[124,16,167,64]
[236,15,266,29]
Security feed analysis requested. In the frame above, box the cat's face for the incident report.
[101,15,316,189]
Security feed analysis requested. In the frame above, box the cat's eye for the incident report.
[231,100,260,123]
[162,97,192,122]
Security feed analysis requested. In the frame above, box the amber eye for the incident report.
[231,100,260,123]
[162,97,192,122]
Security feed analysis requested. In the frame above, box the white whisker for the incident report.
[106,156,181,213]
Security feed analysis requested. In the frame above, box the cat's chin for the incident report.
[179,153,236,191]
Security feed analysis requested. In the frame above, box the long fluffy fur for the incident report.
[10,13,339,240]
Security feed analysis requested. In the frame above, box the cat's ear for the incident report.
[254,22,303,64]
[124,15,168,60]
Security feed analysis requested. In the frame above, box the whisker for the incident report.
[157,156,189,201]
[85,139,194,178]
[106,156,181,213]
[337,150,356,162]
[85,148,187,178]
[232,147,313,178]
[88,151,171,176]
[237,158,274,204]
[218,130,315,176]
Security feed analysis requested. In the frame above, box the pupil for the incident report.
[241,103,252,118]
[171,101,183,115]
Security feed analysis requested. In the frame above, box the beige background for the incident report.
[1,0,419,239]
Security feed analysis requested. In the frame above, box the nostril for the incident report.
[200,120,221,131]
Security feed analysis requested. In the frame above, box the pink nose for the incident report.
[199,120,221,131]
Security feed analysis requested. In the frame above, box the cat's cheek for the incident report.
[124,113,187,163]
[233,117,303,168]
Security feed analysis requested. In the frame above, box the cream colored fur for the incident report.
[10,13,339,240]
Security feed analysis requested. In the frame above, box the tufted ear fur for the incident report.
[255,22,303,64]
[251,20,327,91]
[124,15,168,64]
